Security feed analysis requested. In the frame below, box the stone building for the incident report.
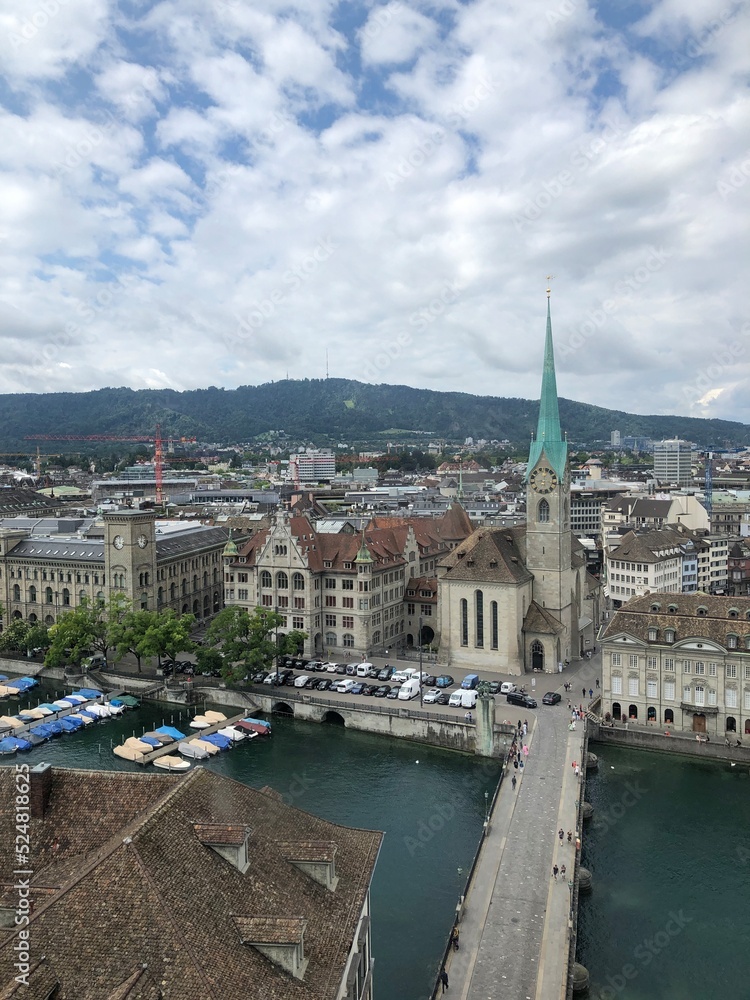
[437,296,600,675]
[0,510,229,627]
[600,593,750,736]
[0,763,381,1000]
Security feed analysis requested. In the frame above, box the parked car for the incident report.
[293,658,309,668]
[378,666,394,681]
[361,683,379,696]
[386,686,400,699]
[346,663,357,676]
[304,676,319,689]
[422,688,441,704]
[500,682,516,694]
[436,692,451,705]
[448,691,464,707]
[374,685,391,698]
[279,656,294,668]
[435,675,454,688]
[316,678,332,691]
[542,691,562,705]
[423,675,437,687]
[334,678,356,694]
[367,666,381,679]
[461,674,480,690]
[335,663,347,675]
[294,674,311,688]
[486,681,502,695]
[284,672,298,686]
[306,660,323,671]
[507,691,538,708]
[324,661,339,673]
[350,682,366,695]
[398,679,421,701]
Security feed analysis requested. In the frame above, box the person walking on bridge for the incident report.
[440,969,449,993]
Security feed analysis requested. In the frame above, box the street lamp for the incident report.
[418,614,423,707]
[275,604,280,685]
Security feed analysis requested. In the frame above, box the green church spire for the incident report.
[526,292,567,481]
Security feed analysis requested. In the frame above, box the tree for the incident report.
[203,607,307,686]
[108,609,159,674]
[0,619,30,654]
[44,593,130,668]
[195,646,224,675]
[139,609,196,668]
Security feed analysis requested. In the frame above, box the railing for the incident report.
[565,727,588,1000]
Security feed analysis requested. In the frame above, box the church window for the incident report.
[475,590,484,647]
[538,499,550,523]
[460,599,468,646]
[491,601,498,650]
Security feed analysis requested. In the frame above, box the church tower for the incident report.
[524,290,576,661]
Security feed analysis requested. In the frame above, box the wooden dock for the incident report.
[138,712,247,764]
[8,690,121,737]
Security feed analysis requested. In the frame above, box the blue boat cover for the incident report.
[29,725,53,739]
[60,717,83,732]
[46,721,65,735]
[15,738,33,751]
[138,735,161,747]
[79,710,98,720]
[38,704,61,713]
[199,733,232,749]
[9,677,38,691]
[242,717,271,729]
[155,725,185,739]
[73,689,103,699]
[0,737,21,753]
[110,698,125,707]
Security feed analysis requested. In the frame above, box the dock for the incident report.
[6,690,122,737]
[137,712,248,764]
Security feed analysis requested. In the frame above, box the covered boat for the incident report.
[59,717,84,733]
[117,694,140,709]
[0,685,15,698]
[217,726,249,743]
[78,709,99,721]
[188,715,211,730]
[38,703,61,714]
[138,735,162,749]
[65,694,88,704]
[33,705,55,716]
[142,731,174,745]
[52,699,75,710]
[6,677,38,693]
[237,718,272,737]
[203,710,227,723]
[68,713,94,726]
[23,733,45,748]
[154,725,185,740]
[29,724,54,740]
[0,737,22,755]
[18,708,47,721]
[153,755,191,771]
[105,702,126,715]
[123,737,154,754]
[113,745,144,762]
[72,688,103,699]
[46,721,65,736]
[85,704,111,719]
[14,737,33,751]
[0,715,25,730]
[188,738,220,756]
[178,741,210,760]
[199,732,232,751]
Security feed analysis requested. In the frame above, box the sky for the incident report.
[1,0,749,423]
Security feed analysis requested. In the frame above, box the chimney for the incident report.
[30,762,53,820]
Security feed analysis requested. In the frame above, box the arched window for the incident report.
[192,599,199,615]
[460,599,468,646]
[276,571,288,590]
[12,584,20,601]
[491,601,498,650]
[193,574,198,592]
[96,592,105,606]
[531,639,544,671]
[45,587,53,604]
[260,570,272,589]
[325,630,337,648]
[664,708,674,724]
[203,571,208,588]
[628,704,638,719]
[157,587,164,606]
[78,590,86,604]
[170,582,177,600]
[343,633,354,647]
[28,586,36,603]
[475,589,484,647]
[293,572,305,590]
[213,591,220,612]
[538,498,550,523]
[647,706,656,721]
[62,588,70,606]
[372,630,381,646]
[726,716,737,733]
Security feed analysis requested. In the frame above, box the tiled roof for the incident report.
[601,593,750,646]
[7,539,106,562]
[439,526,533,584]
[523,601,564,635]
[106,967,163,1000]
[154,525,229,558]
[0,767,382,1000]
[235,916,306,945]
[0,958,58,1000]
[194,823,249,846]
[277,842,337,864]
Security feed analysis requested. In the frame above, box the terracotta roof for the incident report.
[439,526,533,584]
[601,593,750,646]
[0,767,382,1000]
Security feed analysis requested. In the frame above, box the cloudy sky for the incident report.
[1,0,748,422]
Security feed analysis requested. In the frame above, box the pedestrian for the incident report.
[567,830,573,843]
[522,744,529,757]
[440,969,449,993]
[517,719,522,731]
[575,764,580,778]
[560,864,566,878]
[567,700,572,710]
[552,864,559,881]
[451,926,460,951]
[589,688,593,699]
[558,661,563,673]
[513,758,519,770]
[596,678,600,689]
[512,774,517,790]
[582,687,586,698]
[519,758,524,769]
[465,711,473,724]
[571,760,577,770]
[558,828,564,842]
[725,737,731,747]
[736,738,743,748]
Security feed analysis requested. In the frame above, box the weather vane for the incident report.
[546,274,554,298]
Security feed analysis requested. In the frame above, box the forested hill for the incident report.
[0,379,747,449]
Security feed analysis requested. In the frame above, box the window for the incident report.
[421,604,432,617]
[358,599,368,611]
[538,498,550,523]
[708,689,717,706]
[491,601,498,650]
[683,660,692,673]
[261,594,273,607]
[694,661,705,675]
[45,587,53,604]
[628,654,638,668]
[342,597,354,609]
[628,677,638,696]
[611,653,621,667]
[744,689,750,711]
[694,684,705,706]
[664,658,674,671]
[342,579,353,590]
[260,570,272,588]
[647,656,657,669]
[726,688,738,708]
[683,685,691,701]
[343,633,355,648]
[293,617,304,630]
[407,603,415,616]
[293,573,304,590]
[665,630,675,643]
[325,631,337,647]
[325,614,336,627]
[647,679,657,698]
[709,662,718,677]
[664,680,675,701]
[237,588,248,600]
[475,590,483,647]
[727,635,738,649]
[726,663,737,679]
[612,675,622,695]
[460,598,468,647]
[325,578,336,589]
[342,615,354,629]
[276,572,288,590]
[12,584,20,602]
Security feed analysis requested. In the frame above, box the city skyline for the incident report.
[1,1,748,420]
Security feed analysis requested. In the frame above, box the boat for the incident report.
[34,705,55,716]
[59,717,84,733]
[65,694,88,705]
[52,699,75,710]
[18,708,47,721]
[188,738,220,756]
[105,702,126,715]
[188,715,211,730]
[29,724,53,741]
[5,677,38,694]
[155,725,185,740]
[68,713,94,726]
[85,704,111,719]
[217,726,250,743]
[79,709,99,722]
[203,710,227,724]
[123,737,154,754]
[153,755,191,771]
[178,741,210,760]
[23,733,46,748]
[0,685,14,698]
[72,688,104,700]
[0,715,25,730]
[142,731,174,745]
[0,675,7,682]
[0,737,22,755]
[117,695,140,709]
[46,721,65,736]
[113,745,144,762]
[138,735,162,749]
[236,718,272,737]
[14,738,33,752]
[199,732,233,751]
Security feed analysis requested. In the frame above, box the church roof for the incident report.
[522,601,564,635]
[526,297,567,482]
[439,526,532,584]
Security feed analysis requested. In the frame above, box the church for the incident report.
[436,295,600,675]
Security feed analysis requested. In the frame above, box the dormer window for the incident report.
[665,629,675,643]
[194,823,251,873]
[697,606,708,618]
[668,605,677,614]
[728,608,739,620]
[234,916,308,981]
[727,634,738,649]
[648,628,658,641]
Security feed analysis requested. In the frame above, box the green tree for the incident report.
[44,593,130,668]
[139,609,195,668]
[108,608,159,674]
[195,646,224,675]
[0,619,30,654]
[203,606,306,686]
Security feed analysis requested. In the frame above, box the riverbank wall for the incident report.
[590,721,750,764]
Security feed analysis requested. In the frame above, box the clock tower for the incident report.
[524,291,576,662]
[103,509,157,610]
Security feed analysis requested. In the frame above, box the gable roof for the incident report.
[439,525,532,584]
[522,601,565,635]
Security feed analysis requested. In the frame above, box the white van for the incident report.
[334,678,356,694]
[448,691,463,707]
[461,690,478,709]
[356,661,374,678]
[398,679,421,701]
[391,670,410,685]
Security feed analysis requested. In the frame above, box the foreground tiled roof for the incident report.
[601,593,750,646]
[0,767,382,1000]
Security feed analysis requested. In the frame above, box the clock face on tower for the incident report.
[113,535,125,550]
[529,466,558,494]
[137,534,148,548]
